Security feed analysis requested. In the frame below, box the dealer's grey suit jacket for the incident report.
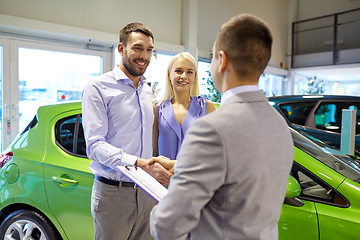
[150,90,294,240]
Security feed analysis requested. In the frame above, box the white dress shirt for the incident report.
[221,85,259,106]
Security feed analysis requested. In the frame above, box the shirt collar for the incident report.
[220,85,259,106]
[112,66,147,87]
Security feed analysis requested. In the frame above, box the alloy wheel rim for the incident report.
[4,220,46,240]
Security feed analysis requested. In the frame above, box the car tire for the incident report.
[0,209,58,240]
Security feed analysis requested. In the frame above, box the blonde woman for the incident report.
[153,52,216,162]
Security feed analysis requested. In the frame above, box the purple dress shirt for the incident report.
[82,66,154,182]
[157,96,208,159]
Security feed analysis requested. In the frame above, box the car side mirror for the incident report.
[285,175,301,198]
[284,175,304,207]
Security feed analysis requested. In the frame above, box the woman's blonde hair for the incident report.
[157,52,199,104]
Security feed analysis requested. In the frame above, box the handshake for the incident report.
[149,156,175,174]
[136,156,176,185]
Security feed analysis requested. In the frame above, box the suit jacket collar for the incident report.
[221,85,259,106]
[221,90,268,107]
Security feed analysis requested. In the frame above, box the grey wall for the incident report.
[0,0,359,71]
[0,0,182,46]
[0,0,290,69]
[296,0,360,21]
[197,0,289,68]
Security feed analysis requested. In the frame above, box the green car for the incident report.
[0,101,359,240]
[0,102,92,240]
[280,129,360,239]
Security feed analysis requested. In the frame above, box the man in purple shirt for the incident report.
[82,22,172,240]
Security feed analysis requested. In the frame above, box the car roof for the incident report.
[268,95,360,102]
[37,101,82,122]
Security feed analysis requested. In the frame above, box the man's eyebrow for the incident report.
[132,43,154,49]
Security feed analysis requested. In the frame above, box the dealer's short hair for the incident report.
[214,14,272,77]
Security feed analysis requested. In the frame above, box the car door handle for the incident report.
[52,176,78,187]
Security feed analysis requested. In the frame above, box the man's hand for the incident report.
[148,156,176,174]
[136,158,172,185]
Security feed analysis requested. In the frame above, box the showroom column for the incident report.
[182,0,198,60]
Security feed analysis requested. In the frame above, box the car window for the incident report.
[314,103,339,132]
[314,102,360,134]
[279,101,317,125]
[291,162,348,207]
[55,114,87,157]
[21,115,38,135]
[291,128,360,182]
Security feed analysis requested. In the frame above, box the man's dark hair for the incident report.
[119,22,154,46]
[214,14,272,77]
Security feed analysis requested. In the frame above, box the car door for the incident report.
[279,201,318,240]
[278,160,319,240]
[316,177,360,240]
[43,111,94,240]
[280,160,356,240]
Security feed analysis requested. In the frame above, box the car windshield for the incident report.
[290,127,360,182]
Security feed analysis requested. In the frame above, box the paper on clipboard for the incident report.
[117,166,168,202]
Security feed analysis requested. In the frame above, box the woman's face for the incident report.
[169,58,196,94]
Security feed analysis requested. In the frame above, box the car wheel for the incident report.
[0,209,58,240]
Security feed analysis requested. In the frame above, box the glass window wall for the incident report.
[18,48,103,132]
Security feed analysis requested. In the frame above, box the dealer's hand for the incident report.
[148,156,175,174]
[136,158,172,185]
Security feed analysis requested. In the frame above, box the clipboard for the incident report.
[117,165,168,202]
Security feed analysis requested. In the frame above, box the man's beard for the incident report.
[123,55,147,77]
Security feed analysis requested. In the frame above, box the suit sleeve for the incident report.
[150,118,226,240]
